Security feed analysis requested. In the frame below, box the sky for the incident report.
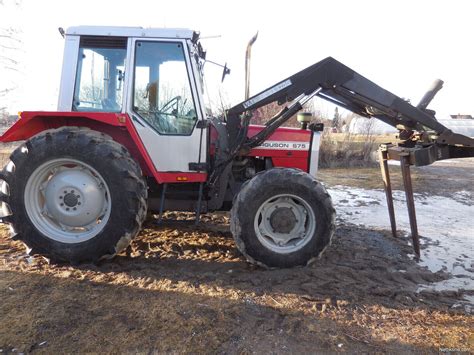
[1,0,473,119]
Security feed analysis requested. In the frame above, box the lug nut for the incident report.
[60,203,64,206]
[59,196,63,199]
[66,208,70,211]
[73,207,77,211]
[78,202,81,205]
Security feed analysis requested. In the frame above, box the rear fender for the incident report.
[1,111,155,177]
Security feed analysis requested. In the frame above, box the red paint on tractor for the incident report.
[0,111,207,183]
[246,125,311,171]
[1,112,309,180]
[247,125,311,142]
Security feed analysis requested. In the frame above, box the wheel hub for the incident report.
[270,207,297,233]
[254,194,316,254]
[63,192,79,207]
[44,169,107,228]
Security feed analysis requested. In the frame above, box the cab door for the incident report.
[125,38,207,181]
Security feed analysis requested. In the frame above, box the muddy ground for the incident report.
[1,161,473,353]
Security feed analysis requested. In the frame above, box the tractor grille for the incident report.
[80,36,127,49]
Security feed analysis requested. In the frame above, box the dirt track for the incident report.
[1,160,474,353]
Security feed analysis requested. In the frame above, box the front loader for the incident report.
[0,26,472,268]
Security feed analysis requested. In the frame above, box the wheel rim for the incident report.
[254,194,316,254]
[24,158,112,244]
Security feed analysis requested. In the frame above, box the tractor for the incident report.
[1,26,473,267]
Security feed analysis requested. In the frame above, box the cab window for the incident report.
[133,41,197,135]
[73,36,126,112]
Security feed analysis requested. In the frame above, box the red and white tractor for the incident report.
[1,27,472,267]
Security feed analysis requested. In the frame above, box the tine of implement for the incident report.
[379,146,397,238]
[400,154,421,257]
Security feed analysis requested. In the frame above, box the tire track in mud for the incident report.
[1,212,471,311]
[1,215,472,353]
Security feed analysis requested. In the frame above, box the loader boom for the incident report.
[223,55,474,257]
[225,56,474,162]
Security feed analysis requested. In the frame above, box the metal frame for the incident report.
[57,36,80,111]
[378,144,421,257]
[222,55,473,256]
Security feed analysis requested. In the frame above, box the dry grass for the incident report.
[319,132,398,168]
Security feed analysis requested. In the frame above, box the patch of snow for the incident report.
[386,157,474,167]
[327,185,474,304]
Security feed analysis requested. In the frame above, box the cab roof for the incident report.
[66,26,197,40]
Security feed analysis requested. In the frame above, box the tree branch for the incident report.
[0,43,17,50]
[2,65,19,72]
[0,34,22,42]
[0,56,18,64]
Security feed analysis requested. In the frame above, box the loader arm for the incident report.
[225,56,474,158]
[221,56,474,258]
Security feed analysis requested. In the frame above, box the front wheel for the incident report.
[1,127,147,263]
[230,168,335,268]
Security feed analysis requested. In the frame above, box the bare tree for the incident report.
[0,0,23,115]
[332,107,340,129]
[360,117,377,160]
[251,97,327,128]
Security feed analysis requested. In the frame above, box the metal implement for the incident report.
[378,145,421,256]
[400,154,420,257]
[223,56,474,257]
[227,57,474,151]
[378,148,397,239]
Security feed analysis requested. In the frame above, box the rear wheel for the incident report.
[230,168,335,268]
[0,127,147,263]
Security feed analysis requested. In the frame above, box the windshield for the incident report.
[132,41,198,135]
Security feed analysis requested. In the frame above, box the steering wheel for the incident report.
[159,96,181,115]
[150,96,181,134]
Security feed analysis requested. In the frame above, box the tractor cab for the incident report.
[59,26,208,174]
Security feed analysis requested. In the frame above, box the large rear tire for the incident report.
[0,127,147,263]
[230,168,335,268]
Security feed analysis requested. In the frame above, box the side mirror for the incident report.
[221,63,230,82]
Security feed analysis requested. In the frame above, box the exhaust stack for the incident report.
[245,32,258,100]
